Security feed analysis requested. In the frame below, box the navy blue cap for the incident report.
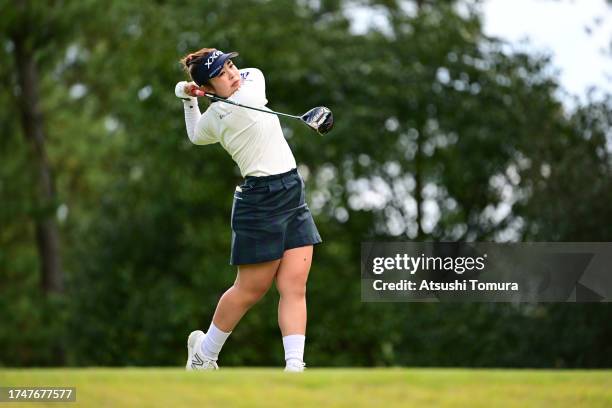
[191,49,239,86]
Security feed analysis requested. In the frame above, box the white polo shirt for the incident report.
[182,68,297,177]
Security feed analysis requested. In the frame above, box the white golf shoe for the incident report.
[185,330,219,371]
[284,359,306,373]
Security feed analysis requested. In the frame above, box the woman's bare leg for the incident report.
[275,245,313,336]
[212,258,281,332]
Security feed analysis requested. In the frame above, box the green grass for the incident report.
[0,368,610,407]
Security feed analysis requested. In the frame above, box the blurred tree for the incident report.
[2,0,71,294]
[0,0,610,368]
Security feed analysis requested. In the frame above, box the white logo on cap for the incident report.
[205,50,223,68]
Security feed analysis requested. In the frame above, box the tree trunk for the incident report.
[12,33,64,294]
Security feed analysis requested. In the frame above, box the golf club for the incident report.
[194,90,334,135]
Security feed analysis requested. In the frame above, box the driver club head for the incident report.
[300,106,334,135]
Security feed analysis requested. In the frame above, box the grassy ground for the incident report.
[0,368,610,408]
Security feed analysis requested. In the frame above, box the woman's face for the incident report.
[204,60,241,98]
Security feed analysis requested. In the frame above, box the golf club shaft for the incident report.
[202,93,301,119]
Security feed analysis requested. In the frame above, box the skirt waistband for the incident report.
[244,168,298,184]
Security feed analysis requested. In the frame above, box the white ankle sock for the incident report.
[200,322,231,361]
[282,334,305,363]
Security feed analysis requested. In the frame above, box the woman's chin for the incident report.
[228,85,241,97]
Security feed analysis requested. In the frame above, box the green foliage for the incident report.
[1,0,610,368]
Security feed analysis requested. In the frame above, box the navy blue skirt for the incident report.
[230,168,322,265]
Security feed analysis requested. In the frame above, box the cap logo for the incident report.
[204,50,223,69]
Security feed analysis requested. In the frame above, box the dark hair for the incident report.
[179,47,216,85]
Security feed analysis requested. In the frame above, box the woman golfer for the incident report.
[175,48,322,372]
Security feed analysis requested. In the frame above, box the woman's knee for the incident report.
[234,281,272,305]
[277,279,307,299]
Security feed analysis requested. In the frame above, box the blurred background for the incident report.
[1,0,611,368]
